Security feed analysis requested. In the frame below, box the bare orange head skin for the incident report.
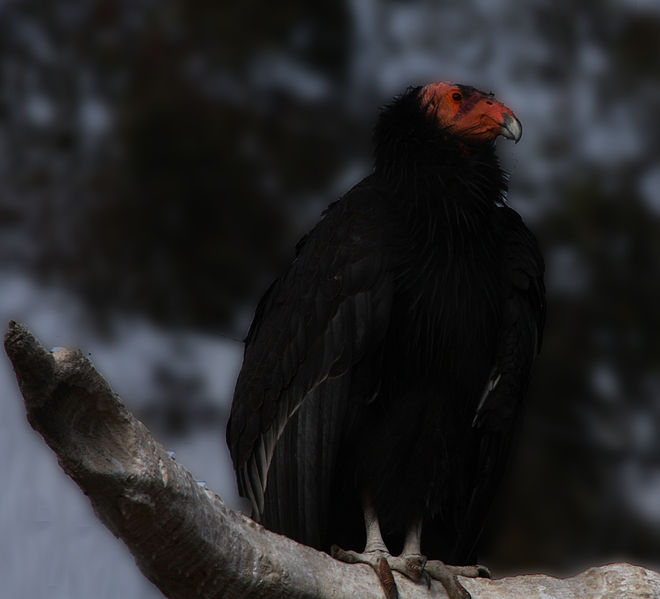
[419,82,522,144]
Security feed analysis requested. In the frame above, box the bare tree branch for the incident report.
[5,320,660,599]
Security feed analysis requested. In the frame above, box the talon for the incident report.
[422,569,432,589]
[476,565,491,578]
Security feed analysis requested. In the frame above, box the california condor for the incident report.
[227,82,545,599]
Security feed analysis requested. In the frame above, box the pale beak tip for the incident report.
[501,113,522,143]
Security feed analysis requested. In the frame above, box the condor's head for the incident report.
[374,81,522,179]
[418,82,522,144]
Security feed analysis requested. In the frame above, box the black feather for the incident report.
[227,85,545,562]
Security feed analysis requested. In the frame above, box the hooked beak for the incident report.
[499,113,522,143]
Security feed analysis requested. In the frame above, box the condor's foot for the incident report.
[331,545,490,599]
[424,560,491,599]
[331,545,427,599]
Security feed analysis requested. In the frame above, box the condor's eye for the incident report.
[452,92,463,101]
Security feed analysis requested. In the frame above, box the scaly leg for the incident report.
[332,506,491,599]
[386,518,428,583]
[331,496,399,598]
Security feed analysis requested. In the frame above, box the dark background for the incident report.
[1,1,660,597]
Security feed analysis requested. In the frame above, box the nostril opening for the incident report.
[486,101,493,105]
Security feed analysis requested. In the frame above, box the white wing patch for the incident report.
[472,371,502,427]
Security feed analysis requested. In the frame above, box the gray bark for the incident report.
[5,320,659,599]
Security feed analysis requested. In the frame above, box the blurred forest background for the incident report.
[1,1,660,597]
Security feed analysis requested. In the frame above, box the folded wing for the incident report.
[227,180,394,548]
